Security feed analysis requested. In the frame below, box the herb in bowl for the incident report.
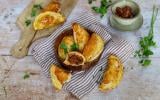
[71,43,79,51]
[135,6,158,67]
[60,42,68,54]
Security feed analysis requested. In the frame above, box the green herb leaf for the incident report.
[88,0,96,4]
[135,5,158,67]
[91,0,112,18]
[33,4,43,9]
[31,4,42,17]
[71,43,79,51]
[60,42,68,54]
[134,50,142,57]
[92,7,100,13]
[23,72,30,79]
[25,19,31,27]
[142,59,151,67]
[143,49,153,57]
[31,8,37,17]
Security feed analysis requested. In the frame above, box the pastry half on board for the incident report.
[11,0,78,58]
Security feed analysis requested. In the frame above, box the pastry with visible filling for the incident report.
[50,64,71,90]
[43,1,61,12]
[63,51,86,70]
[58,35,74,60]
[34,11,65,30]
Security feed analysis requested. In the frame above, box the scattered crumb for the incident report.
[11,8,14,12]
[6,21,11,24]
[3,14,9,20]
[10,28,13,32]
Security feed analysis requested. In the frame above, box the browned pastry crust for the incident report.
[54,28,104,71]
[83,33,104,62]
[99,55,124,91]
[72,23,90,51]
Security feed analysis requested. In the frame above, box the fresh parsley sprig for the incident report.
[91,0,112,17]
[60,42,79,54]
[25,4,43,27]
[25,19,32,26]
[88,0,96,4]
[71,42,79,51]
[60,42,68,54]
[31,4,43,17]
[23,72,30,79]
[135,5,158,67]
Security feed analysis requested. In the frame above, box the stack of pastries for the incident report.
[50,23,124,92]
[56,23,104,71]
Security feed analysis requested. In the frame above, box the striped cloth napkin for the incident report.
[31,13,134,99]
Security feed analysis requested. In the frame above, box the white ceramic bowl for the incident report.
[111,0,140,25]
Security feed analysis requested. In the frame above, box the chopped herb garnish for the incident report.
[31,4,43,17]
[23,72,30,79]
[91,0,112,17]
[139,59,151,67]
[33,4,43,9]
[88,0,96,4]
[60,42,68,54]
[71,42,79,51]
[31,9,37,17]
[25,19,31,26]
[135,5,158,67]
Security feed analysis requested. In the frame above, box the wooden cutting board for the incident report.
[10,0,78,58]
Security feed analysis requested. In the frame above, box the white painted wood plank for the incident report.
[0,0,160,100]
[0,56,160,100]
[0,0,160,56]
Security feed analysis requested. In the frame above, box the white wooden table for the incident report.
[0,0,160,100]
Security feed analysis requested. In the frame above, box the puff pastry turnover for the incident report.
[58,35,74,60]
[50,64,71,90]
[43,1,61,12]
[99,55,124,91]
[83,33,104,62]
[72,23,90,51]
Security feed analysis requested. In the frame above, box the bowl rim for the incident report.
[54,28,104,71]
[111,0,141,20]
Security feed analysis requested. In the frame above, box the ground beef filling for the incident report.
[68,54,83,65]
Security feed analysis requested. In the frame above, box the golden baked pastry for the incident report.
[83,33,104,62]
[43,1,61,12]
[58,35,74,60]
[99,55,124,91]
[33,11,65,30]
[72,23,90,51]
[50,64,71,90]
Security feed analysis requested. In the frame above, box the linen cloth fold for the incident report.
[31,13,134,99]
